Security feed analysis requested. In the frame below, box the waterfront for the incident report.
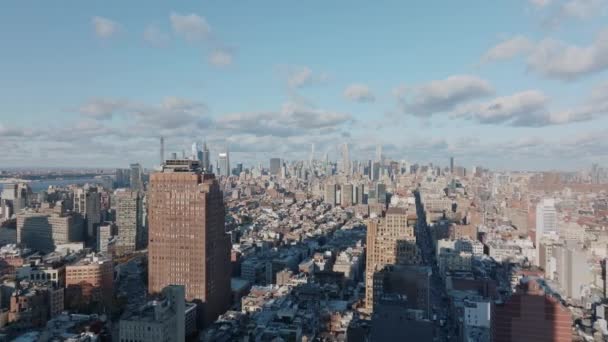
[0,177,110,193]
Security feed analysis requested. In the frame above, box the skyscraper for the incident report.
[269,158,281,175]
[450,157,454,174]
[324,183,337,205]
[535,198,557,263]
[130,163,144,192]
[192,142,202,161]
[365,207,419,312]
[73,186,101,247]
[114,189,141,256]
[148,159,231,326]
[341,184,353,207]
[160,136,165,166]
[310,143,315,166]
[376,144,383,162]
[492,279,572,342]
[218,149,230,177]
[341,143,350,175]
[201,142,211,172]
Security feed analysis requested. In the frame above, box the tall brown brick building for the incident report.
[492,278,572,342]
[365,207,420,312]
[148,160,231,326]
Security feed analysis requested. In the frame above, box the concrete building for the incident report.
[269,158,281,176]
[218,151,230,177]
[341,184,353,207]
[130,163,144,192]
[553,244,591,301]
[536,199,557,257]
[370,294,434,341]
[17,211,84,253]
[148,159,231,326]
[114,189,141,256]
[97,222,114,255]
[119,285,196,342]
[73,186,101,247]
[324,183,337,206]
[372,265,432,318]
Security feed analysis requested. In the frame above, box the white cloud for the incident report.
[209,49,233,67]
[451,82,608,126]
[344,83,376,102]
[92,16,120,39]
[527,28,608,80]
[452,90,551,126]
[78,97,208,131]
[481,36,533,63]
[542,0,607,27]
[530,0,552,8]
[79,99,127,120]
[280,65,329,89]
[560,0,606,19]
[396,75,494,116]
[216,102,353,137]
[170,12,211,42]
[143,25,170,47]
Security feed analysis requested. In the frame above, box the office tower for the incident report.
[17,211,84,253]
[492,279,572,342]
[269,158,281,175]
[341,143,351,175]
[341,184,353,207]
[356,184,365,204]
[553,245,591,301]
[376,183,387,205]
[97,222,114,254]
[130,163,144,192]
[535,198,557,263]
[148,159,231,326]
[536,198,557,237]
[73,186,101,247]
[201,142,211,172]
[114,189,141,256]
[160,136,165,166]
[365,208,418,311]
[235,163,243,175]
[376,144,383,162]
[1,183,30,219]
[450,157,454,174]
[171,152,178,160]
[324,183,337,205]
[310,143,315,166]
[120,285,190,342]
[192,142,201,161]
[372,162,380,181]
[218,149,230,177]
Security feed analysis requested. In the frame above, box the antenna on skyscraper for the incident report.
[160,136,165,166]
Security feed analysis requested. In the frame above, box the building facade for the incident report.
[148,160,231,326]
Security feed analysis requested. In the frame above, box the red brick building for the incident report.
[492,279,572,342]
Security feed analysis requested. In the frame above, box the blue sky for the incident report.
[1,0,608,170]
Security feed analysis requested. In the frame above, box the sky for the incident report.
[1,0,608,171]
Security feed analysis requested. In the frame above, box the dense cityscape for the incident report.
[0,141,607,341]
[3,1,608,341]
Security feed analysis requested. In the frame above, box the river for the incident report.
[0,177,111,193]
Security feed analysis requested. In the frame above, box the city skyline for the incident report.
[1,1,608,170]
